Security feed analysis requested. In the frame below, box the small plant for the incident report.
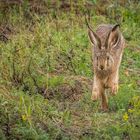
[122,96,140,140]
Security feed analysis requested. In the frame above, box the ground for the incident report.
[0,1,140,140]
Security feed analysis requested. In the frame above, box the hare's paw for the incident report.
[101,104,109,112]
[111,83,118,95]
[91,88,99,101]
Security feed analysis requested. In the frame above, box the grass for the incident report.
[0,0,140,139]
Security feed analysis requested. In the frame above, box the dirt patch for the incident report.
[45,76,92,102]
[0,24,15,43]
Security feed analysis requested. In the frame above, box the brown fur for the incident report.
[88,24,125,111]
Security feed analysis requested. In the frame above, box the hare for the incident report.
[88,24,125,111]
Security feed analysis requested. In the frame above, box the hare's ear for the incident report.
[88,27,101,49]
[106,24,120,49]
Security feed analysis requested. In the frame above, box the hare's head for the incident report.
[88,24,121,71]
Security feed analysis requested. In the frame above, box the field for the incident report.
[0,1,140,139]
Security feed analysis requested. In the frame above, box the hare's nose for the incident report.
[100,65,104,70]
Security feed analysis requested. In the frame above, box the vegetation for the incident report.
[0,0,140,139]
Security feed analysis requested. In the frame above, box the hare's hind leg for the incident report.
[100,88,108,111]
[91,76,100,101]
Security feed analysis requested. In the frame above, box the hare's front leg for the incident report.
[108,70,119,95]
[91,76,100,101]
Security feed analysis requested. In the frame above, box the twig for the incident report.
[27,58,40,90]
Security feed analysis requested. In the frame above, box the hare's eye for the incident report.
[96,56,98,66]
[107,56,109,60]
[107,56,110,66]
